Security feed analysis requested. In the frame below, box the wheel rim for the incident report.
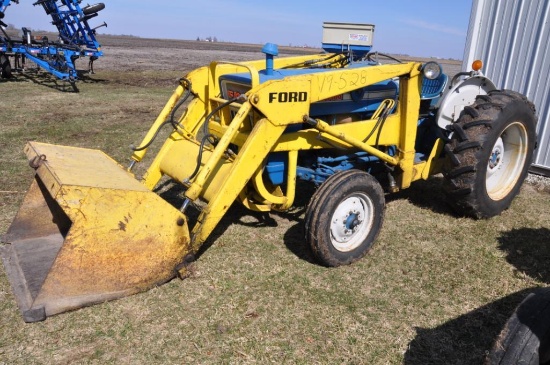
[486,121,528,200]
[330,193,374,252]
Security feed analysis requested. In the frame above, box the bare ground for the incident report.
[94,35,463,77]
[96,35,328,73]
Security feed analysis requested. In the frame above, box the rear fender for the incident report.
[436,75,497,129]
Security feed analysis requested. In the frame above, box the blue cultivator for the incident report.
[0,0,106,89]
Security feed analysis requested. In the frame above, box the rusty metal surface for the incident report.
[2,142,192,322]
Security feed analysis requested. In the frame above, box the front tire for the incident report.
[305,170,385,267]
[444,90,537,218]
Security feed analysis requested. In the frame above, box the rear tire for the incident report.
[486,288,550,365]
[443,90,537,218]
[305,170,385,267]
[1,54,12,79]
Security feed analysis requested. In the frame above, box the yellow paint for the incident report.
[5,142,191,318]
[141,57,433,249]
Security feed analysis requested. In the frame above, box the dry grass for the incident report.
[1,65,549,365]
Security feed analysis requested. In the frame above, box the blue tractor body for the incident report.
[218,42,446,187]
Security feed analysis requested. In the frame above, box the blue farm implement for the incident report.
[0,0,105,89]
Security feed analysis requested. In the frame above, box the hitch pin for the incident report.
[128,160,136,171]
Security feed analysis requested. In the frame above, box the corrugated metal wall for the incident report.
[464,0,550,176]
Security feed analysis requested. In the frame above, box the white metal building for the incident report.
[464,0,550,176]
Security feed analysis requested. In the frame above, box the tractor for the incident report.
[1,22,537,322]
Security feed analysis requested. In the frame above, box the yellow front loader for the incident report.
[1,30,537,321]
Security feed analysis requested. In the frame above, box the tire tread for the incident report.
[443,90,536,218]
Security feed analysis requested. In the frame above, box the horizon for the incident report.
[2,1,472,60]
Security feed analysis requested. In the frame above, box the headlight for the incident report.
[422,62,442,80]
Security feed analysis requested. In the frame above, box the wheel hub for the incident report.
[488,136,504,174]
[344,211,361,233]
[485,122,528,200]
[330,194,374,252]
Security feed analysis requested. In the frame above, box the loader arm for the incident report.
[141,59,423,254]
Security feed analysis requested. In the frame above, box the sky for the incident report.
[3,0,473,60]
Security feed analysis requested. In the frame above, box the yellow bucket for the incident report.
[1,142,191,322]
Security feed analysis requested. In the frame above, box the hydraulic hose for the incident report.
[131,78,193,152]
[363,105,390,143]
[201,96,242,137]
[281,53,349,69]
[365,52,403,64]
[185,96,244,182]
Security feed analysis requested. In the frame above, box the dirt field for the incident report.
[96,34,462,77]
[93,35,323,75]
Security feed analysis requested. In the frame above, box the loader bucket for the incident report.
[1,142,191,322]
